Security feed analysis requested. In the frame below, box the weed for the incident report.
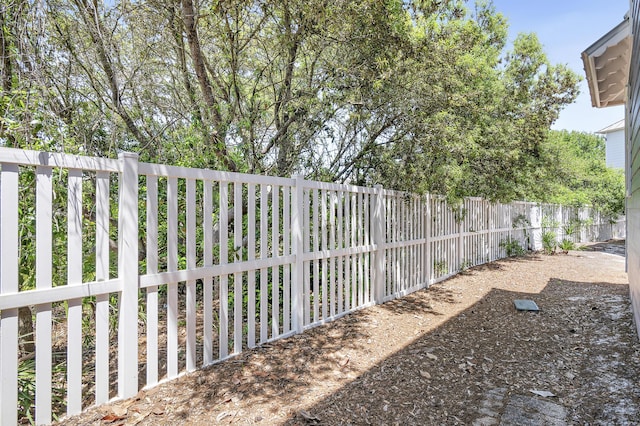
[433,260,447,275]
[500,237,525,257]
[558,239,575,252]
[459,259,474,272]
[542,231,557,254]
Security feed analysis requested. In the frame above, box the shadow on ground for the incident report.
[580,239,626,257]
[281,277,639,425]
[56,251,638,425]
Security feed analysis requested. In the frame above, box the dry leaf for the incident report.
[426,353,438,361]
[419,370,431,379]
[111,406,128,417]
[339,357,350,368]
[101,413,126,423]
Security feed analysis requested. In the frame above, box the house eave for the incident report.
[582,18,631,108]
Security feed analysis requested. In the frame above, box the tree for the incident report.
[541,130,625,217]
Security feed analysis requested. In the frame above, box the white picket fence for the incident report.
[0,148,624,425]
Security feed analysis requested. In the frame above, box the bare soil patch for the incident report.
[59,241,640,425]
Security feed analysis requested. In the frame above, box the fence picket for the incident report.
[291,175,304,333]
[146,175,159,385]
[186,179,196,370]
[67,168,83,416]
[283,186,291,333]
[1,163,19,425]
[344,192,351,311]
[329,191,337,315]
[313,189,319,323]
[247,183,256,347]
[337,191,344,314]
[272,185,280,336]
[203,180,214,363]
[351,194,357,309]
[35,166,53,425]
[167,177,179,377]
[304,188,311,325]
[219,183,229,358]
[357,192,364,306]
[234,182,243,354]
[96,171,111,401]
[118,153,139,398]
[321,190,328,319]
[260,184,268,343]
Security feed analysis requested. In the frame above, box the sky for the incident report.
[490,0,628,133]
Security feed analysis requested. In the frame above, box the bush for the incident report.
[500,237,525,257]
[558,239,575,252]
[542,231,557,254]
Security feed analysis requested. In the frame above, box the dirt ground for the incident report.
[59,240,640,425]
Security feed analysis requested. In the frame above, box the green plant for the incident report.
[433,260,447,275]
[18,357,66,424]
[542,231,557,254]
[499,237,525,257]
[459,259,474,272]
[558,239,575,252]
[541,215,560,231]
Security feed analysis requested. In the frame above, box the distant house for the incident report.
[597,119,625,169]
[582,4,640,339]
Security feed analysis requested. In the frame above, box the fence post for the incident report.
[485,201,491,261]
[0,163,19,426]
[373,185,385,303]
[425,193,432,286]
[291,174,304,333]
[556,205,563,243]
[117,152,139,399]
[457,204,464,270]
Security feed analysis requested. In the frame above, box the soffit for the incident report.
[582,18,631,108]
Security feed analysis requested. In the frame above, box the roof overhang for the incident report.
[582,18,631,108]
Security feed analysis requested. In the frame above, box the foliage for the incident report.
[18,357,65,424]
[558,239,575,252]
[1,0,580,202]
[537,130,625,217]
[433,260,448,275]
[499,237,526,257]
[542,231,557,255]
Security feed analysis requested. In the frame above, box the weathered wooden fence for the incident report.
[0,148,624,425]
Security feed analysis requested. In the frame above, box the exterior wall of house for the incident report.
[605,129,626,169]
[627,0,640,338]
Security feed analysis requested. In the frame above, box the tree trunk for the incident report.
[181,0,237,172]
[18,306,35,357]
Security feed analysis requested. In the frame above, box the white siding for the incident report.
[627,0,640,339]
[606,129,626,169]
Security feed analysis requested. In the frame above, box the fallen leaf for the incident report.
[530,390,556,398]
[111,405,128,417]
[419,370,431,379]
[101,413,126,423]
[426,353,438,361]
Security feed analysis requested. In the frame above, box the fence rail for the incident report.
[0,147,625,425]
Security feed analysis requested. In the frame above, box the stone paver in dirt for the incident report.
[59,240,640,425]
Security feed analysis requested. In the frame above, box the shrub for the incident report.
[542,231,557,254]
[499,237,525,257]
